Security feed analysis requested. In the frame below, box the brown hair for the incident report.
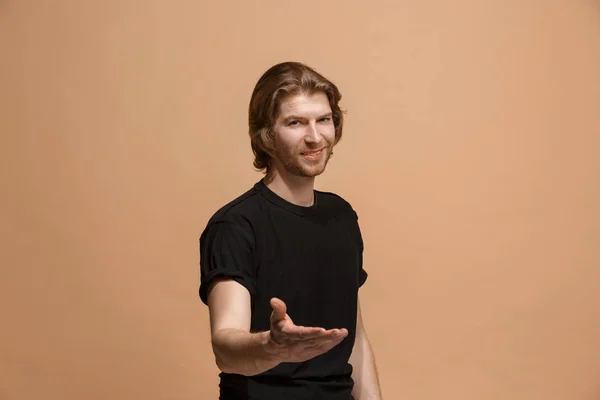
[248,61,345,173]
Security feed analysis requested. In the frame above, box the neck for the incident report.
[263,168,316,207]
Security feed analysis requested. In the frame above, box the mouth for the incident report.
[300,148,325,161]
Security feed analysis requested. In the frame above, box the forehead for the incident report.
[277,91,331,118]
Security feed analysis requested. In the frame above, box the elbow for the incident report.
[215,355,232,374]
[214,351,259,377]
[214,356,252,376]
[210,329,262,377]
[212,344,246,376]
[211,341,233,374]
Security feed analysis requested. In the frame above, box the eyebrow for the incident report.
[283,112,332,121]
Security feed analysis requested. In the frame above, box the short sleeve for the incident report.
[352,208,368,288]
[358,256,368,288]
[358,232,368,288]
[198,220,256,305]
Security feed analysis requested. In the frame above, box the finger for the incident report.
[304,334,345,352]
[269,298,287,322]
[318,329,347,343]
[283,326,327,340]
[301,340,341,358]
[302,332,345,348]
[315,328,347,339]
[302,329,347,347]
[285,326,346,341]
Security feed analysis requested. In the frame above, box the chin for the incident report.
[281,153,331,178]
[298,165,327,178]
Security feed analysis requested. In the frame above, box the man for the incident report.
[199,61,383,399]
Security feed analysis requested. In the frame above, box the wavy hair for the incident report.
[248,61,345,173]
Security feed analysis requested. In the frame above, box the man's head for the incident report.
[248,62,344,178]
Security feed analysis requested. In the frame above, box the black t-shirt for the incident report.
[199,180,368,400]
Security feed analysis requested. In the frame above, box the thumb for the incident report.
[270,297,288,322]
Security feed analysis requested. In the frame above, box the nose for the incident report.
[304,122,322,144]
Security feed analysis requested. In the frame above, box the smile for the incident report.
[301,148,325,160]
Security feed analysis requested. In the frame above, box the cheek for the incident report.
[275,129,301,152]
[324,125,336,143]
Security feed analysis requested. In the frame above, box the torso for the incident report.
[200,180,367,399]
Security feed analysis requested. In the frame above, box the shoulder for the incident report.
[201,185,261,237]
[315,189,359,219]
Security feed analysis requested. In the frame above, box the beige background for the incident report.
[1,1,600,399]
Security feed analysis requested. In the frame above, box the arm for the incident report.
[207,279,347,376]
[207,279,279,376]
[349,297,383,400]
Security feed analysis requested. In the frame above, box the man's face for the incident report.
[271,91,336,178]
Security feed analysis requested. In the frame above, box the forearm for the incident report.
[350,332,383,400]
[211,328,281,376]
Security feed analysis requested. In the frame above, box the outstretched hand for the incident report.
[267,297,348,363]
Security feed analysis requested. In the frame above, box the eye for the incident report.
[319,117,331,123]
[288,120,300,126]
